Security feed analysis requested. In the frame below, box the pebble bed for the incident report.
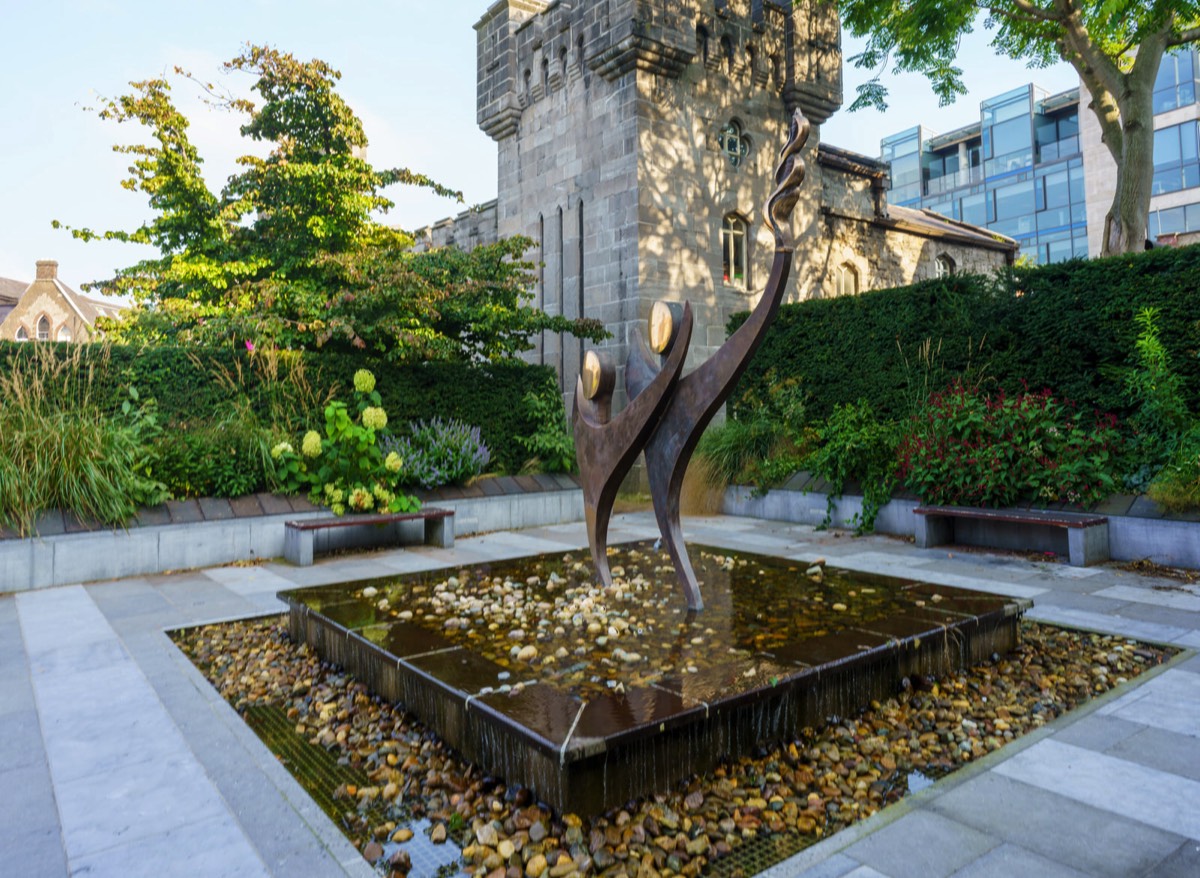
[174,617,1174,878]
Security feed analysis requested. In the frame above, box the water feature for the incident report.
[280,540,1027,815]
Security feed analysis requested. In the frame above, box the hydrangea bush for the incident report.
[273,370,418,515]
[383,418,491,490]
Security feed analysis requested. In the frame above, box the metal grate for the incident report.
[708,830,814,878]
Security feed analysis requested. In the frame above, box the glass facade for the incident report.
[881,48,1200,262]
[1154,48,1199,114]
[881,85,1086,263]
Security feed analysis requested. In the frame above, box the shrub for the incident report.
[805,400,899,533]
[0,346,166,534]
[272,371,419,515]
[152,418,273,498]
[1147,426,1200,512]
[0,344,561,474]
[1123,307,1193,490]
[383,419,491,490]
[515,390,576,474]
[897,382,1121,509]
[731,244,1200,424]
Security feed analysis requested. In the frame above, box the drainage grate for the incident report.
[244,705,381,834]
[708,830,814,878]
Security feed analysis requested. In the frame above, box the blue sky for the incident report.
[0,1,1079,293]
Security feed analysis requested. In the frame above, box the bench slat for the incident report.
[286,507,453,532]
[914,506,1107,529]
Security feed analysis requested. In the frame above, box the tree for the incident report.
[60,45,605,360]
[840,0,1200,255]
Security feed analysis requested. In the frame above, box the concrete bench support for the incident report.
[915,505,1109,567]
[283,508,454,566]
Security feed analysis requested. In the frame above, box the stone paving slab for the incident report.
[843,811,998,878]
[994,739,1200,841]
[926,771,1184,877]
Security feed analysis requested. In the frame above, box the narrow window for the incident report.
[935,254,956,278]
[577,34,585,69]
[719,120,750,167]
[721,215,748,289]
[557,206,566,387]
[697,25,709,66]
[524,69,532,102]
[37,316,50,341]
[57,325,72,342]
[836,263,860,296]
[720,35,733,72]
[560,46,568,81]
[542,58,550,94]
[746,44,756,80]
[577,200,585,377]
[15,325,29,342]
[538,213,545,364]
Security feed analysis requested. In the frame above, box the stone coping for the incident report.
[772,470,1200,523]
[0,473,583,541]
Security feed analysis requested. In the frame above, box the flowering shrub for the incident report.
[273,370,418,515]
[897,382,1120,508]
[353,369,376,394]
[383,419,491,490]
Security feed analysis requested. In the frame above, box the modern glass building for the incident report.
[881,47,1200,262]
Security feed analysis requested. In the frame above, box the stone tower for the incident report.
[451,1,1014,404]
[475,0,842,401]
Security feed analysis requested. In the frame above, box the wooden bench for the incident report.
[914,505,1110,567]
[283,508,454,566]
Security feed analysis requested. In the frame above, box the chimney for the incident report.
[36,260,58,281]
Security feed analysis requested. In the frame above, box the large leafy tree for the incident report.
[841,0,1200,255]
[60,45,604,360]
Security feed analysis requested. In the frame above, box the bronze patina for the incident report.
[575,108,810,610]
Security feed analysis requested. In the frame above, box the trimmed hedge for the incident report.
[0,345,560,473]
[731,245,1200,423]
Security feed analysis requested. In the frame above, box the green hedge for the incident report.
[0,345,560,473]
[730,245,1200,423]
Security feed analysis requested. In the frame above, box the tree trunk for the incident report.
[1103,125,1153,255]
[1100,72,1158,256]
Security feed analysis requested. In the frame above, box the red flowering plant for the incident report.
[896,381,1121,508]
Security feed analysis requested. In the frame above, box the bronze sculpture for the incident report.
[574,108,811,610]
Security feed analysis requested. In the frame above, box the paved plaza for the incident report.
[3,513,1200,877]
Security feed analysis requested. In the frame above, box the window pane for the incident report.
[1043,170,1069,209]
[1183,122,1199,162]
[1155,126,1181,168]
[994,181,1034,220]
[991,117,1031,157]
[1068,165,1085,203]
[960,193,987,226]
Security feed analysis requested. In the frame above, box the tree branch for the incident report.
[1053,0,1124,100]
[990,0,1059,25]
[1166,27,1200,47]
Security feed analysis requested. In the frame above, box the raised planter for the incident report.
[723,473,1200,570]
[0,476,583,593]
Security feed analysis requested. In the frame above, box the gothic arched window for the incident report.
[37,316,50,340]
[935,254,956,278]
[721,214,748,290]
[15,325,29,342]
[58,325,73,342]
[719,120,750,167]
[836,262,860,297]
